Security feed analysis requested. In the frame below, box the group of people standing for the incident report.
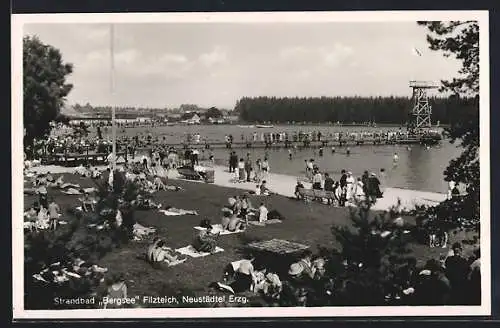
[297,164,385,206]
[228,152,270,183]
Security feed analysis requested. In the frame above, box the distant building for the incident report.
[225,115,240,123]
[185,113,201,125]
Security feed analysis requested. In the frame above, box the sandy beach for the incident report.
[25,162,446,211]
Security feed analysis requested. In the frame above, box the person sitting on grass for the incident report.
[81,192,96,212]
[259,180,271,196]
[46,171,55,184]
[147,239,185,267]
[36,205,50,230]
[227,214,246,232]
[103,273,128,309]
[230,255,257,293]
[239,194,257,221]
[193,225,220,254]
[48,197,61,230]
[91,167,101,179]
[24,205,38,221]
[288,250,316,284]
[221,211,232,231]
[258,202,269,223]
[153,175,167,191]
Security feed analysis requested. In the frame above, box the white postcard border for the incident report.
[11,10,491,319]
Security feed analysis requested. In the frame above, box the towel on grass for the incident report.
[63,188,81,195]
[213,282,235,294]
[248,219,282,226]
[193,224,245,235]
[175,245,224,258]
[166,258,188,267]
[60,182,81,188]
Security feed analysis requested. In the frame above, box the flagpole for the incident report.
[110,24,116,172]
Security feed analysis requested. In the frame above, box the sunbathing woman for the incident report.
[148,240,185,266]
[163,206,198,215]
[193,225,220,253]
[221,213,246,232]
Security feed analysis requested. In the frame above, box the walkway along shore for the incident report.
[26,164,446,212]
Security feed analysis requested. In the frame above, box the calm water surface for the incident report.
[99,125,462,193]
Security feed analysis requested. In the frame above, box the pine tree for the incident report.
[417,21,480,231]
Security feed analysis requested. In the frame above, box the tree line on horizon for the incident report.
[234,95,477,125]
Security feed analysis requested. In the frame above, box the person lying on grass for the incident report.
[132,194,162,210]
[193,225,220,253]
[163,206,198,215]
[153,176,182,192]
[147,238,186,267]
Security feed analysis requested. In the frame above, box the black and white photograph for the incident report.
[11,11,490,319]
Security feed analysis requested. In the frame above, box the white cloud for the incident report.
[199,46,228,67]
[115,49,139,65]
[321,43,354,67]
[279,43,355,69]
[158,53,188,64]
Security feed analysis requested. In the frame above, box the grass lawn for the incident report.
[23,173,478,308]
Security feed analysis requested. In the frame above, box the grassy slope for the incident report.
[23,173,475,307]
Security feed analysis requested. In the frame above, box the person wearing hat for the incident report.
[445,242,470,304]
[288,250,316,283]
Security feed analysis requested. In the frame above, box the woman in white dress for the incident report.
[354,177,365,201]
[345,172,355,201]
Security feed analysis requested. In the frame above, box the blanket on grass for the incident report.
[193,224,245,235]
[175,245,224,258]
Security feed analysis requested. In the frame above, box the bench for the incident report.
[297,188,315,201]
[297,188,336,204]
[312,189,336,203]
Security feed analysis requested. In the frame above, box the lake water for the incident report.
[98,125,462,194]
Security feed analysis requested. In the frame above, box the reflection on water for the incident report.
[104,125,462,193]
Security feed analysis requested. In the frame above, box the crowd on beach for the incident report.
[22,123,478,308]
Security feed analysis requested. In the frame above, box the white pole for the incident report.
[110,24,116,172]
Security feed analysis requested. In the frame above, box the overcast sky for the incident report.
[23,22,462,109]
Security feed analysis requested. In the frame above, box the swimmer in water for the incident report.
[393,152,399,165]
